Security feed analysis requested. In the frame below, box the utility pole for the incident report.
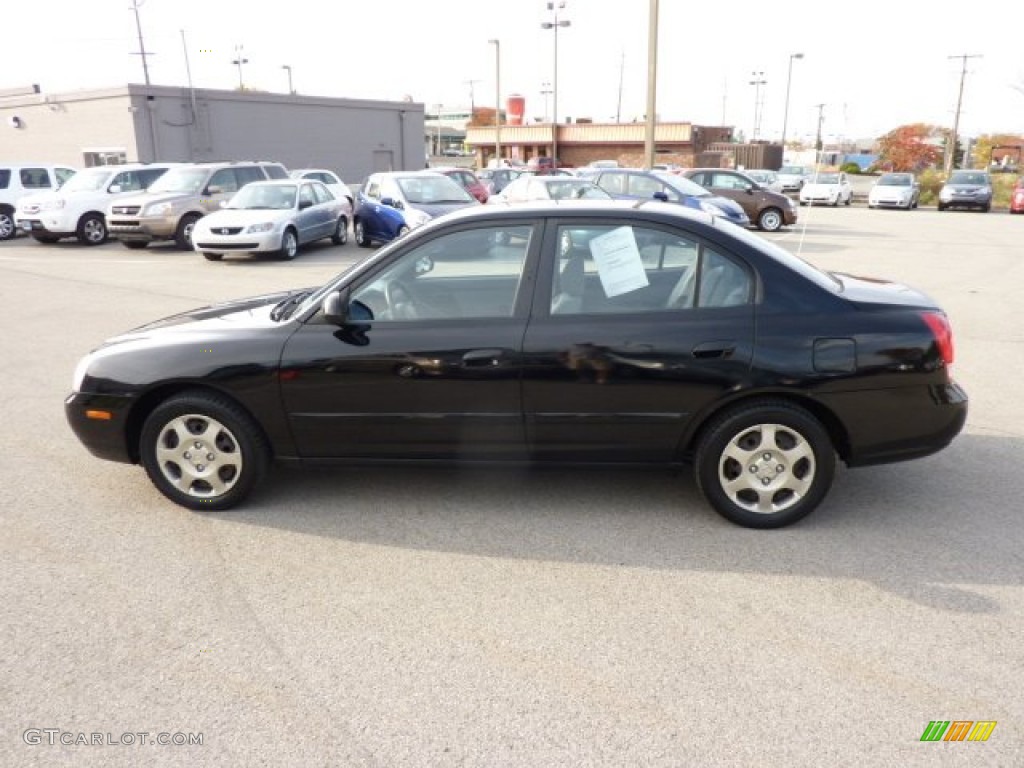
[813,103,825,164]
[464,79,481,115]
[643,0,658,169]
[615,49,624,123]
[945,53,982,174]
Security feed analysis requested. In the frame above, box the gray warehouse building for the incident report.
[0,84,426,183]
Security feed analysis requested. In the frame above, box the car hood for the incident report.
[833,272,937,308]
[197,209,292,227]
[105,288,309,343]
[116,191,195,207]
[870,185,912,197]
[942,183,989,193]
[803,181,843,190]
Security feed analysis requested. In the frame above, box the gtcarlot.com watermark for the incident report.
[23,729,203,747]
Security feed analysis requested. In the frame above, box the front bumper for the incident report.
[15,210,76,236]
[108,215,178,242]
[65,392,137,464]
[193,229,283,253]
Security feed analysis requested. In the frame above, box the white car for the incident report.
[493,175,612,204]
[867,172,920,210]
[776,165,811,193]
[192,179,350,261]
[289,168,354,207]
[0,162,78,240]
[15,163,176,245]
[799,171,853,206]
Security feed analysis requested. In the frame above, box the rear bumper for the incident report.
[820,381,968,467]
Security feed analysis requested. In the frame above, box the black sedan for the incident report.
[66,201,967,528]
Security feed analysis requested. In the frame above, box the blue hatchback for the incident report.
[353,171,479,247]
[588,168,750,226]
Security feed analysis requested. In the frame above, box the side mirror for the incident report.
[207,185,223,195]
[109,184,122,194]
[652,191,669,202]
[381,196,403,209]
[322,289,349,326]
[299,199,313,210]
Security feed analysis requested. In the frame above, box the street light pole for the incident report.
[231,45,248,91]
[643,0,659,169]
[780,52,803,157]
[489,39,502,167]
[281,64,294,95]
[129,0,152,86]
[813,103,826,164]
[749,71,766,140]
[541,2,571,167]
[540,81,552,123]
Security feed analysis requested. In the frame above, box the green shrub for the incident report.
[840,162,861,175]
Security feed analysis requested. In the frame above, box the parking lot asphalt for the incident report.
[1,208,1022,767]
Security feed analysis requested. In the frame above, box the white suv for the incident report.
[0,163,78,240]
[16,163,177,245]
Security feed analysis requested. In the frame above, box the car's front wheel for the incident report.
[757,207,784,232]
[0,208,16,240]
[140,391,269,511]
[203,252,223,261]
[278,228,299,260]
[121,240,149,250]
[76,213,108,245]
[175,214,201,250]
[354,219,372,248]
[695,400,836,529]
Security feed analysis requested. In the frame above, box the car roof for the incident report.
[428,198,717,226]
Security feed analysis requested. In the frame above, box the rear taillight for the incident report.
[921,311,954,366]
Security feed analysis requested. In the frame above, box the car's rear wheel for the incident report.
[203,252,223,261]
[757,207,784,232]
[175,214,201,250]
[331,216,348,245]
[695,400,836,529]
[354,219,372,248]
[76,213,107,245]
[140,391,269,511]
[278,228,299,260]
[121,240,149,250]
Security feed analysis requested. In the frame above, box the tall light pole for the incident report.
[231,45,248,91]
[489,39,502,167]
[780,53,803,157]
[643,0,659,169]
[129,0,153,86]
[749,71,766,140]
[541,1,571,166]
[813,103,826,164]
[434,103,443,157]
[281,64,294,94]
[945,53,982,173]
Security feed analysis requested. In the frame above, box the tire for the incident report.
[76,212,108,245]
[844,195,852,206]
[121,240,149,250]
[32,235,61,244]
[174,213,201,250]
[331,216,348,245]
[278,228,299,260]
[980,203,990,213]
[757,207,784,232]
[139,390,270,511]
[937,203,947,211]
[694,400,836,529]
[354,219,373,248]
[396,225,410,239]
[203,252,223,261]
[0,208,15,241]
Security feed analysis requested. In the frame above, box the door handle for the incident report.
[462,349,505,367]
[692,341,736,359]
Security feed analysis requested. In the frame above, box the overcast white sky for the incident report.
[5,0,1021,143]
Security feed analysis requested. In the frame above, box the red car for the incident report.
[432,167,489,204]
[1011,176,1024,214]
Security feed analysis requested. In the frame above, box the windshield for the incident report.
[228,184,297,210]
[812,173,840,184]
[656,172,711,198]
[948,171,989,185]
[779,166,806,176]
[148,167,209,194]
[59,168,113,193]
[879,174,912,186]
[397,176,474,204]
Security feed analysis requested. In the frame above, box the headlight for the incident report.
[697,200,720,215]
[43,199,66,211]
[246,222,275,233]
[404,210,432,229]
[72,355,92,392]
[144,202,173,216]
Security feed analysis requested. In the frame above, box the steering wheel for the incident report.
[385,279,419,320]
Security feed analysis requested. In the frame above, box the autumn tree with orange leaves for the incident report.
[876,124,944,171]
